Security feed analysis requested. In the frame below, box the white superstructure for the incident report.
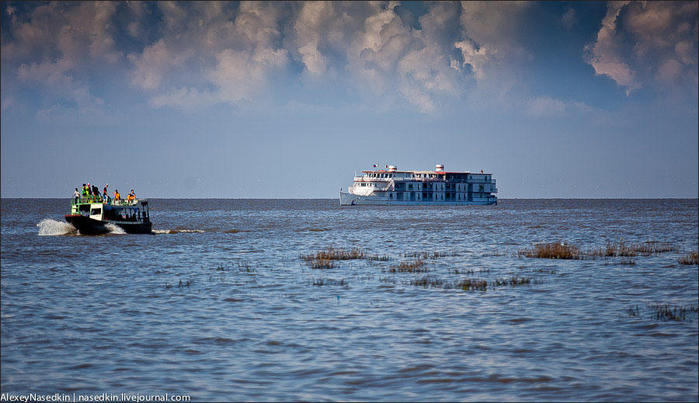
[339,164,497,206]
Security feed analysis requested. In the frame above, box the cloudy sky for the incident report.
[1,1,697,198]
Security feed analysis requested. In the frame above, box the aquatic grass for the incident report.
[301,247,365,261]
[589,240,677,258]
[404,250,455,259]
[519,242,581,259]
[630,241,676,255]
[389,259,427,273]
[301,247,391,268]
[678,251,698,265]
[310,258,335,269]
[455,279,488,291]
[492,276,531,287]
[649,304,698,321]
[452,268,490,275]
[312,278,347,286]
[410,276,447,288]
[626,304,698,321]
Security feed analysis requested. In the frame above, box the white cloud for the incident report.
[2,2,121,114]
[584,1,638,94]
[454,1,530,83]
[585,1,698,94]
[2,1,586,116]
[560,8,577,30]
[526,96,566,116]
[127,2,289,109]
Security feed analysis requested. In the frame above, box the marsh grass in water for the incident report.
[493,276,532,287]
[626,304,698,321]
[678,251,698,265]
[312,278,348,286]
[589,240,676,257]
[404,250,457,259]
[389,259,427,273]
[456,278,488,291]
[650,304,698,321]
[301,247,390,269]
[410,276,448,288]
[301,247,366,261]
[519,242,581,259]
[520,240,679,261]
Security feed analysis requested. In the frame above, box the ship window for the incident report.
[91,208,101,215]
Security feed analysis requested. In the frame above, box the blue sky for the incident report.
[1,1,697,198]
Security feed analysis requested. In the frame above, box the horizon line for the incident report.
[1,197,697,201]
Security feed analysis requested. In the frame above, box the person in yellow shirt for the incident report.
[114,189,120,202]
[127,189,135,203]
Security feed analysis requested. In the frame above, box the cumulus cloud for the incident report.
[127,2,290,109]
[1,1,539,115]
[2,2,121,113]
[131,1,476,114]
[585,1,698,94]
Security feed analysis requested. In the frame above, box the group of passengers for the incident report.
[73,183,136,205]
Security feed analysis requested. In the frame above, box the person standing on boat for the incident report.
[114,189,120,202]
[103,184,108,203]
[92,184,100,201]
[73,188,80,204]
[128,189,135,203]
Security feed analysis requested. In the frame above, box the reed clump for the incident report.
[404,251,454,259]
[301,247,391,268]
[590,240,676,257]
[678,251,698,265]
[310,258,335,269]
[519,242,581,259]
[410,276,447,288]
[455,279,488,291]
[492,276,531,287]
[389,259,427,273]
[301,247,366,261]
[367,255,391,261]
[312,278,347,286]
[649,304,698,321]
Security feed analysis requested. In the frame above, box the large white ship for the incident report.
[339,164,497,206]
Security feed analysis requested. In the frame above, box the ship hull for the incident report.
[339,191,496,206]
[65,214,153,235]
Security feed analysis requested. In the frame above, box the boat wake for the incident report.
[104,223,126,235]
[37,219,77,236]
[152,229,205,234]
[37,219,128,236]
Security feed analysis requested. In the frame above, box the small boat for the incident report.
[65,196,152,235]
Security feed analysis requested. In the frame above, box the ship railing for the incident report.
[71,197,142,206]
[72,196,106,205]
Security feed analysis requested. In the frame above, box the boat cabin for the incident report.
[70,199,150,223]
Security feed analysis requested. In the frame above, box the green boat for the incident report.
[65,197,152,235]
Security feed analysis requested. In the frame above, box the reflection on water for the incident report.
[1,198,697,401]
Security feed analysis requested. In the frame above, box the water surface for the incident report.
[1,198,697,401]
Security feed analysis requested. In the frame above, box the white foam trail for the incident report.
[104,223,126,234]
[37,219,77,236]
[152,229,204,234]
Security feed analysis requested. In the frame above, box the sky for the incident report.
[1,1,697,198]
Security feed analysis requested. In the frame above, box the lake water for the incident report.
[1,198,697,401]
